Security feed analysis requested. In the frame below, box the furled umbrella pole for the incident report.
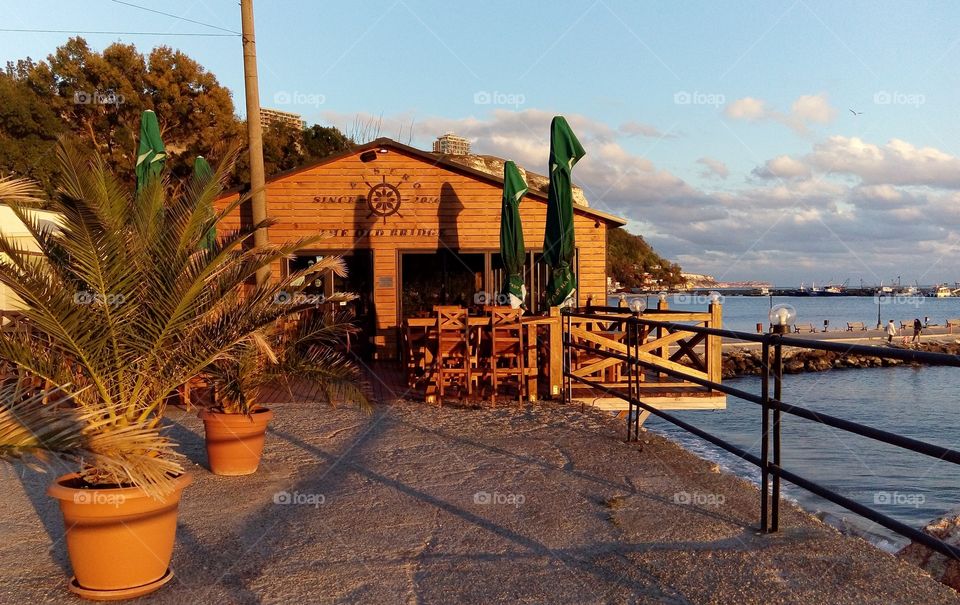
[499,161,528,309]
[542,116,585,308]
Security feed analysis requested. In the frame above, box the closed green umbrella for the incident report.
[499,161,528,308]
[542,116,585,307]
[194,156,217,250]
[135,110,166,192]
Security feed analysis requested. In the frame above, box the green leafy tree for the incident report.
[2,37,353,195]
[607,227,683,289]
[0,69,65,196]
[303,124,351,160]
[13,37,242,189]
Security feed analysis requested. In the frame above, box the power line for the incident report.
[0,28,237,37]
[109,0,240,35]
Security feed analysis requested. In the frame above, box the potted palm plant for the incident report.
[0,144,366,598]
[0,381,192,600]
[199,306,370,475]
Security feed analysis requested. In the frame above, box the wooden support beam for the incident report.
[708,302,723,384]
[548,307,562,399]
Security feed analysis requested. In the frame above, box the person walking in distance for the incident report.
[913,318,923,343]
[886,319,897,343]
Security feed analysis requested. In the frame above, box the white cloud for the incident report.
[752,155,812,180]
[805,136,960,188]
[724,97,767,121]
[725,93,837,134]
[697,157,729,179]
[790,94,837,124]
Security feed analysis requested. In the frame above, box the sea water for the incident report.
[646,365,960,550]
[600,294,960,548]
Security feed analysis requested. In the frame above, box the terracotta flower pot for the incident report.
[47,472,191,600]
[200,408,274,475]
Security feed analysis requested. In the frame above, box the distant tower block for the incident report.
[260,107,307,131]
[432,133,471,155]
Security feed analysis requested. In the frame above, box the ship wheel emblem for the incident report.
[365,176,402,222]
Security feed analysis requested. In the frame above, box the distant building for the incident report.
[260,108,306,131]
[432,133,471,155]
[681,272,718,289]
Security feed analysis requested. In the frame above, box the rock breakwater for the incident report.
[722,341,960,378]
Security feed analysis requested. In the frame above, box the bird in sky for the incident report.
[849,109,863,116]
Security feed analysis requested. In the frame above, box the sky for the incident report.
[3,0,960,285]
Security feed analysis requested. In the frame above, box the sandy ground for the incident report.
[1,399,957,604]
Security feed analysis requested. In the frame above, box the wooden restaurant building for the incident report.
[215,137,626,361]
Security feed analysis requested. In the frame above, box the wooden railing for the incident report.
[561,301,725,410]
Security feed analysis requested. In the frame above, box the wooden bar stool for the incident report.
[488,307,524,404]
[435,306,470,404]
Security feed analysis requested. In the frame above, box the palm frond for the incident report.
[0,176,44,205]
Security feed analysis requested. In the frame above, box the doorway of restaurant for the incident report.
[286,251,374,359]
[398,249,486,318]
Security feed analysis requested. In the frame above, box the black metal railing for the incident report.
[562,306,960,561]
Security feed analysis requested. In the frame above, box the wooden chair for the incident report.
[434,306,471,404]
[488,307,525,404]
[402,321,433,388]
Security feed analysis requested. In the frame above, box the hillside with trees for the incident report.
[606,227,683,289]
[1,37,350,195]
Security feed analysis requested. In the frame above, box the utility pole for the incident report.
[240,0,269,285]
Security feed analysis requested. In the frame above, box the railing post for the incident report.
[708,301,723,384]
[549,306,562,399]
[760,339,770,532]
[626,316,635,441]
[772,333,784,532]
[563,310,572,404]
[657,296,669,380]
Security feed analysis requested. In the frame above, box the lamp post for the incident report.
[764,303,795,532]
[625,296,647,440]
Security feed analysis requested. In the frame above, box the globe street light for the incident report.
[768,303,797,335]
